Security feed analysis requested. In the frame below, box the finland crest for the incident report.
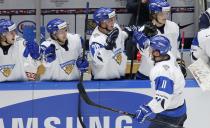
[60,60,76,75]
[0,64,15,77]
[113,49,122,65]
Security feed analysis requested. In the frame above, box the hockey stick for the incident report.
[181,31,184,60]
[77,2,89,128]
[129,0,141,79]
[77,82,185,128]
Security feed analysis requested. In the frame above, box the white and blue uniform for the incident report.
[191,28,210,65]
[134,35,187,127]
[0,36,40,82]
[138,20,180,78]
[148,52,186,117]
[40,33,83,81]
[89,24,128,79]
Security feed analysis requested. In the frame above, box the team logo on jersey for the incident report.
[113,49,122,65]
[163,65,170,71]
[0,64,15,77]
[60,60,76,75]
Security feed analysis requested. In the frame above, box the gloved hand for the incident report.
[142,22,158,38]
[135,105,152,123]
[132,31,150,49]
[23,41,40,59]
[177,59,187,78]
[23,26,41,59]
[76,57,89,73]
[124,25,141,36]
[105,27,119,50]
[132,22,157,49]
[43,44,56,63]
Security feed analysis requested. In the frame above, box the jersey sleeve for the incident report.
[172,24,181,59]
[191,33,209,63]
[147,76,174,113]
[89,42,117,66]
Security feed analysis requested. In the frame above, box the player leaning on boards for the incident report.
[191,13,210,65]
[89,7,129,80]
[0,19,41,82]
[38,18,89,81]
[133,34,187,128]
[134,0,186,80]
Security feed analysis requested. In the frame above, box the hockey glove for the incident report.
[105,27,119,50]
[76,57,89,73]
[124,25,141,37]
[23,41,40,60]
[43,44,56,63]
[142,22,158,38]
[23,26,41,59]
[132,31,150,49]
[135,105,152,123]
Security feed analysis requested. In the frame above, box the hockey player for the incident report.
[0,19,41,81]
[40,18,89,81]
[135,0,186,79]
[134,35,187,128]
[89,7,128,80]
[191,26,210,65]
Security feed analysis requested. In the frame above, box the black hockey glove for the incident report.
[105,27,119,50]
[142,22,158,38]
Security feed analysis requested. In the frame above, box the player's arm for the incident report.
[191,34,209,63]
[147,76,174,113]
[76,36,89,73]
[89,41,115,66]
[134,76,174,123]
[40,41,56,63]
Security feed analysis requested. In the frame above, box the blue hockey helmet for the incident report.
[149,0,171,13]
[46,18,67,34]
[150,35,171,55]
[93,7,116,25]
[0,19,16,35]
[199,9,210,30]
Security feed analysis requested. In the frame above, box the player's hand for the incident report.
[142,22,158,38]
[76,57,89,73]
[23,26,41,59]
[135,105,152,123]
[177,59,187,78]
[43,44,56,63]
[124,25,141,37]
[132,31,150,49]
[105,27,119,50]
[23,41,40,60]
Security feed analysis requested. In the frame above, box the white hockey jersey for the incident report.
[40,33,82,81]
[191,28,210,65]
[0,36,40,82]
[89,24,128,80]
[138,20,180,77]
[148,52,186,117]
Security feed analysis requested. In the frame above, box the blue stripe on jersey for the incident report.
[155,76,174,95]
[160,102,186,117]
[192,34,199,46]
